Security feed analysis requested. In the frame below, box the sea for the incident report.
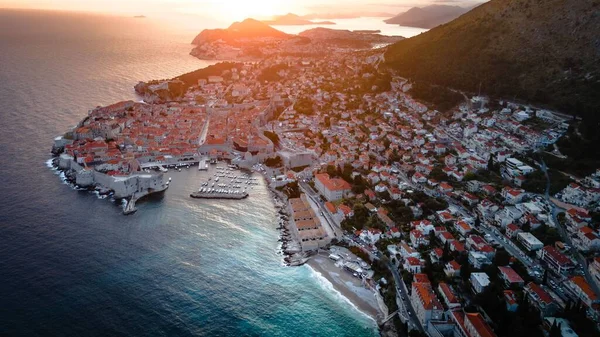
[0,9,417,336]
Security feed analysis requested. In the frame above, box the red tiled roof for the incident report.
[315,173,351,192]
[498,266,524,284]
[465,312,496,337]
[542,245,571,266]
[570,276,598,301]
[525,282,553,304]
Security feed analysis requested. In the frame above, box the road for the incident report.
[387,260,424,332]
[540,158,600,297]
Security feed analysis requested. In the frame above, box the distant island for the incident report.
[190,18,402,61]
[133,15,146,19]
[262,13,335,26]
[302,12,394,20]
[384,5,468,29]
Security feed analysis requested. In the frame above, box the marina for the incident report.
[190,164,257,200]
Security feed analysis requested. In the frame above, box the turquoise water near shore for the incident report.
[0,10,378,336]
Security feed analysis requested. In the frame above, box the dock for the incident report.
[190,191,248,199]
[198,157,208,171]
[123,197,137,215]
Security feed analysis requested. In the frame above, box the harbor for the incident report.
[190,164,256,200]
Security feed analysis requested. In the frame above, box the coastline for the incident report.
[306,255,381,322]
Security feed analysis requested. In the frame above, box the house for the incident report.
[411,280,444,326]
[498,266,525,288]
[399,242,420,259]
[469,251,491,269]
[430,248,444,263]
[445,260,461,278]
[439,182,454,193]
[359,228,382,243]
[412,172,427,184]
[462,192,479,206]
[502,187,526,204]
[404,256,422,273]
[438,231,456,245]
[578,228,600,251]
[411,229,430,247]
[364,189,377,201]
[444,155,456,167]
[524,282,559,317]
[564,276,600,308]
[505,223,521,238]
[537,245,574,274]
[438,283,461,311]
[437,210,454,224]
[337,204,354,218]
[588,257,600,290]
[517,232,544,251]
[451,311,497,337]
[470,272,491,294]
[450,240,466,253]
[390,227,402,238]
[455,221,473,237]
[314,173,351,201]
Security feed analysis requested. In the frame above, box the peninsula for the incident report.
[51,4,600,336]
[189,19,402,61]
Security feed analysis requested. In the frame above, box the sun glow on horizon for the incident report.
[177,0,298,22]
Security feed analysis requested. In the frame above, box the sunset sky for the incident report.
[1,0,486,21]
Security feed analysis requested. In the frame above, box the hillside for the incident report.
[384,5,468,28]
[191,18,289,45]
[385,0,600,174]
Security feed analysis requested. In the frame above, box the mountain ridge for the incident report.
[384,5,468,28]
[384,0,600,119]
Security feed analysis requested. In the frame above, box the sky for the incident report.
[0,0,487,21]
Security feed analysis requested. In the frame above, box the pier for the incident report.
[123,197,137,215]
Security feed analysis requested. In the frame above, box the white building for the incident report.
[314,173,351,201]
[517,232,544,251]
[470,272,490,294]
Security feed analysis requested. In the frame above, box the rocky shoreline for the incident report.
[261,174,312,266]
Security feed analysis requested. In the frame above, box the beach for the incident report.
[307,254,382,322]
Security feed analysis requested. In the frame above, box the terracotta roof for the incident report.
[570,276,598,300]
[465,312,496,337]
[498,266,524,284]
[525,282,553,304]
[315,173,351,192]
[542,245,572,266]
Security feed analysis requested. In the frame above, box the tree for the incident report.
[493,249,511,266]
[461,262,472,281]
[442,242,452,262]
[522,220,531,232]
[487,153,496,172]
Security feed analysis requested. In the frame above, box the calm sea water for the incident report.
[0,10,378,336]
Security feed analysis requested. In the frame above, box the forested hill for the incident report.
[384,0,600,128]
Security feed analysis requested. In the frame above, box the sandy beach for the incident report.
[306,254,382,321]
